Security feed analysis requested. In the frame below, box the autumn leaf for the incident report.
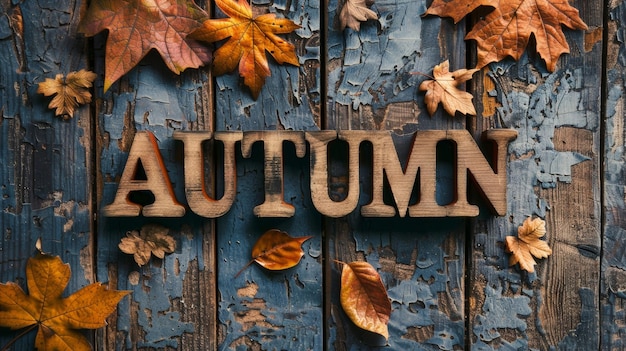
[119,224,176,266]
[340,261,391,340]
[79,0,211,91]
[338,0,378,31]
[236,229,312,277]
[423,0,493,24]
[37,69,97,118]
[505,217,552,273]
[190,0,300,99]
[417,60,479,116]
[0,250,130,351]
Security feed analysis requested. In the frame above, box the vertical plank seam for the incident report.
[320,0,329,349]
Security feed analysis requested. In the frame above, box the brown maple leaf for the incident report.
[0,250,130,351]
[37,69,97,118]
[190,0,300,99]
[505,217,552,273]
[119,224,177,266]
[340,261,391,340]
[466,0,587,71]
[417,60,479,116]
[79,0,211,91]
[235,229,312,277]
[338,0,378,31]
[423,0,494,24]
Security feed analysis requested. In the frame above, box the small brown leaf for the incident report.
[0,248,130,350]
[338,0,378,31]
[340,261,391,340]
[505,217,552,273]
[236,229,312,277]
[119,224,176,266]
[37,69,97,118]
[417,60,478,117]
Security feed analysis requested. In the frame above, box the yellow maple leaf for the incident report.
[0,250,130,350]
[190,0,300,99]
[505,217,552,273]
[418,60,479,117]
[37,69,97,118]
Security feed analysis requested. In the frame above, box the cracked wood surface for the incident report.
[0,0,623,350]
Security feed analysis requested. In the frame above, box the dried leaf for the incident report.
[119,224,176,266]
[338,0,378,31]
[37,69,97,118]
[236,229,312,277]
[418,60,479,116]
[79,0,211,91]
[0,250,130,351]
[340,261,391,340]
[425,0,587,71]
[190,0,300,99]
[505,217,552,273]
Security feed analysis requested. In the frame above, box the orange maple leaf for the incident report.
[37,69,97,118]
[190,0,300,99]
[0,251,130,351]
[425,0,587,71]
[505,217,552,273]
[418,60,479,116]
[79,0,211,91]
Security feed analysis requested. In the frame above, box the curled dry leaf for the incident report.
[338,0,378,31]
[417,60,479,117]
[37,69,97,118]
[119,224,176,266]
[505,217,552,273]
[0,249,130,351]
[190,0,300,99]
[340,261,391,340]
[236,229,312,277]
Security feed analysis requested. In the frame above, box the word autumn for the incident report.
[103,129,517,218]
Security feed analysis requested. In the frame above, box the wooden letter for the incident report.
[361,130,444,217]
[103,131,185,217]
[173,131,243,218]
[306,131,361,217]
[241,131,306,217]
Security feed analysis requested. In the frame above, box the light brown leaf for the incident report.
[418,60,478,116]
[505,217,552,273]
[338,0,378,31]
[79,0,211,91]
[0,250,130,351]
[119,224,176,266]
[236,229,312,277]
[190,0,300,99]
[37,69,97,118]
[340,261,391,340]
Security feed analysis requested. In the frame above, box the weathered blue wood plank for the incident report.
[469,0,602,348]
[0,0,93,349]
[602,2,626,350]
[213,0,322,348]
[94,52,216,349]
[326,0,467,349]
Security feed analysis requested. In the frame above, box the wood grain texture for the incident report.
[469,0,602,348]
[214,0,323,349]
[0,0,94,349]
[326,0,468,349]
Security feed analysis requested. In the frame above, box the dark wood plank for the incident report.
[213,0,323,348]
[602,2,626,349]
[0,0,94,349]
[325,0,468,349]
[468,0,602,348]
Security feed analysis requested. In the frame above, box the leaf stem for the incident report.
[1,324,37,351]
[234,259,255,278]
